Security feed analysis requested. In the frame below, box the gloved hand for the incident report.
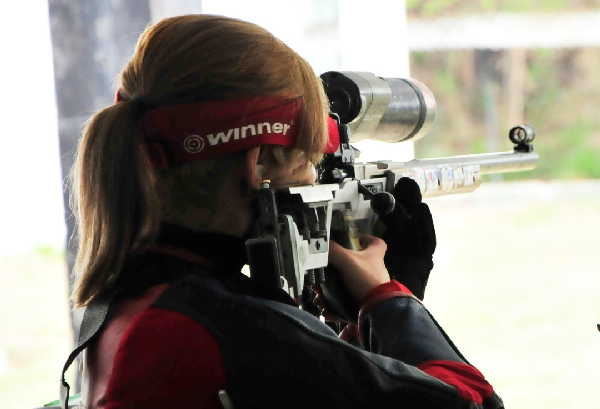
[380,177,436,300]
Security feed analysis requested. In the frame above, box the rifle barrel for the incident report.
[358,150,539,197]
[409,150,539,175]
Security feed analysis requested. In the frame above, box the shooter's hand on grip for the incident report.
[381,177,436,300]
[319,235,391,324]
[328,236,391,301]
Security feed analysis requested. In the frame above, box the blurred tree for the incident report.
[412,47,600,179]
[407,2,600,179]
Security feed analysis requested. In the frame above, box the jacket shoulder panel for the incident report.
[152,275,464,409]
[100,307,225,409]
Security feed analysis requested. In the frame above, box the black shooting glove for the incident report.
[381,177,436,300]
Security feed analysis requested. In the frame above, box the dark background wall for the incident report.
[48,0,151,357]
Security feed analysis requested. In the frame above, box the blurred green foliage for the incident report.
[410,46,600,180]
[33,245,64,258]
[407,0,600,180]
[406,0,595,16]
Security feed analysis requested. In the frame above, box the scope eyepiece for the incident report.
[323,72,363,124]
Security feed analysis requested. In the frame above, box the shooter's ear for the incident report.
[244,146,266,189]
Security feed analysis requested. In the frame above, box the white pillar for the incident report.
[338,0,414,162]
[149,0,202,22]
[200,1,331,72]
[338,0,410,76]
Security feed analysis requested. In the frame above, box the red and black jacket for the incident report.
[64,226,503,409]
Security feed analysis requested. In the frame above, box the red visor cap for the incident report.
[140,96,340,169]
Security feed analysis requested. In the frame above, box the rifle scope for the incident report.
[321,71,436,144]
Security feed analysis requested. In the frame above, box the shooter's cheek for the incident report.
[275,163,318,187]
[309,165,318,183]
[299,164,318,185]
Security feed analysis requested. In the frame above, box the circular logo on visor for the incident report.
[183,134,206,153]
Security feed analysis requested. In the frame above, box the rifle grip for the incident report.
[319,209,361,323]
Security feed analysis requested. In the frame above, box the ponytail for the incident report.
[71,101,160,306]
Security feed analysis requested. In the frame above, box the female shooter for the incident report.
[67,14,503,409]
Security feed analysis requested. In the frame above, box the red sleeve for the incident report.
[360,279,414,312]
[417,360,494,405]
[359,280,495,405]
[100,307,225,409]
[334,281,413,343]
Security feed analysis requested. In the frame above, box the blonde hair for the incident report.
[71,14,329,306]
